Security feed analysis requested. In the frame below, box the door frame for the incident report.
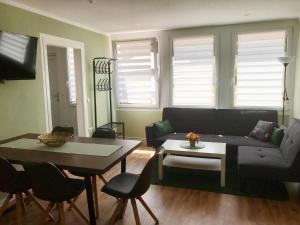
[40,33,89,136]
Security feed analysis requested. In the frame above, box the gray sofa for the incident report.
[238,119,300,182]
[146,108,279,162]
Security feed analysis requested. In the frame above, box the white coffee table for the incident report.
[158,139,226,187]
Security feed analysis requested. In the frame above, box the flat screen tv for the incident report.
[0,31,38,81]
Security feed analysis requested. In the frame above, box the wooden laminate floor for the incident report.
[1,147,300,225]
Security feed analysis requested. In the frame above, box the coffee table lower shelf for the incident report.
[158,152,226,187]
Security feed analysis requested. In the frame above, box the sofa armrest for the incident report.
[145,122,157,147]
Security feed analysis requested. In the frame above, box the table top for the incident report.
[161,139,226,158]
[0,133,142,174]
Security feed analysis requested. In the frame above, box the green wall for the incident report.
[116,110,162,138]
[0,2,109,140]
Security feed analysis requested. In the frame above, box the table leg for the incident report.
[221,157,226,187]
[84,176,96,225]
[121,158,126,173]
[158,150,164,180]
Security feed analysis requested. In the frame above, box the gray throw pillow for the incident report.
[249,120,275,141]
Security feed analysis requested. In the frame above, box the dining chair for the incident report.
[23,162,89,225]
[0,157,54,225]
[51,126,74,136]
[52,126,111,219]
[101,155,159,225]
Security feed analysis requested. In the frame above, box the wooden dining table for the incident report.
[0,133,142,225]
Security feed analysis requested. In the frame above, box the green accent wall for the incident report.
[0,2,109,140]
[116,109,162,138]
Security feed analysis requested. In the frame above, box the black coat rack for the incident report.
[93,57,125,138]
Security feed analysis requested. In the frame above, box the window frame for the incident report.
[113,38,160,109]
[170,34,218,108]
[66,47,77,106]
[233,28,289,110]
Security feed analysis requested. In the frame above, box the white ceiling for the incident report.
[3,0,300,34]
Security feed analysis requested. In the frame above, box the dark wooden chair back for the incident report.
[130,154,156,197]
[51,126,74,136]
[0,157,18,193]
[23,162,69,201]
[92,129,116,139]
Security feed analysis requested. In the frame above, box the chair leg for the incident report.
[98,174,107,184]
[118,199,128,219]
[108,199,124,225]
[0,194,12,217]
[58,203,66,225]
[68,196,78,211]
[38,202,54,225]
[20,194,25,215]
[92,175,99,219]
[137,197,159,224]
[25,191,55,221]
[15,193,23,225]
[68,200,89,225]
[130,198,141,225]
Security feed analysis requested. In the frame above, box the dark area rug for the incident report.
[150,156,288,201]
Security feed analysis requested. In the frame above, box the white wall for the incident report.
[293,25,300,119]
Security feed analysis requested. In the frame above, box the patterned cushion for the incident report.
[249,120,275,141]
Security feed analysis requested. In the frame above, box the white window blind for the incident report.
[115,39,159,107]
[235,31,286,108]
[172,36,216,106]
[66,48,76,105]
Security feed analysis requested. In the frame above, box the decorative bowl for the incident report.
[179,141,205,150]
[38,133,69,147]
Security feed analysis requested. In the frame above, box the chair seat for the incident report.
[35,178,85,202]
[0,171,31,194]
[9,171,32,194]
[102,173,139,198]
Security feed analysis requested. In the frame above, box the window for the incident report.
[172,36,216,106]
[66,48,76,105]
[115,39,159,107]
[234,30,286,108]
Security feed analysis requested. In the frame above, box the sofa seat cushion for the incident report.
[200,135,277,148]
[238,146,289,180]
[155,133,278,148]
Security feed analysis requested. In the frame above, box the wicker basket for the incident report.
[38,133,69,147]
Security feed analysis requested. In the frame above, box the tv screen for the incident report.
[0,31,38,80]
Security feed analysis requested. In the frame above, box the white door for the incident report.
[48,53,61,127]
[47,46,78,135]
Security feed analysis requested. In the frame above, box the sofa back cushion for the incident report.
[162,108,216,134]
[215,109,242,135]
[238,110,278,136]
[280,119,300,176]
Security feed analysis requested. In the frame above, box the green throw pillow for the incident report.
[154,120,173,137]
[270,127,284,146]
